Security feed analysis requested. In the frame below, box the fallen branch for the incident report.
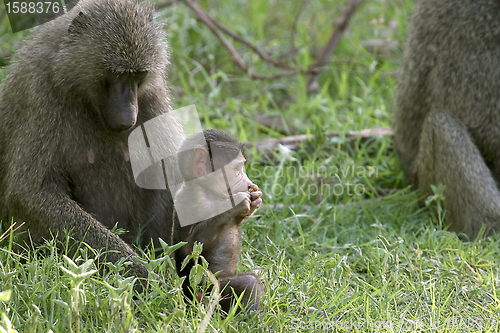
[244,127,392,153]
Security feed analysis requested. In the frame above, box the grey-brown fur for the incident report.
[394,0,500,239]
[0,0,183,287]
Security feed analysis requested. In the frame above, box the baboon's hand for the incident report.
[247,184,262,216]
[248,184,262,216]
[233,191,252,217]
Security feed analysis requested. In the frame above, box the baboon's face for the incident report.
[223,152,252,193]
[209,152,252,196]
[99,71,148,132]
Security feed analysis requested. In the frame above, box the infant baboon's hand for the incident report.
[233,191,252,216]
[248,183,262,216]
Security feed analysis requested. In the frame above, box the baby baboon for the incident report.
[0,0,184,287]
[394,0,500,238]
[172,129,264,313]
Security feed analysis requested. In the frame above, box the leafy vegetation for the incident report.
[2,0,500,332]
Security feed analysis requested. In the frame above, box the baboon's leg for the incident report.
[418,112,500,238]
[218,272,263,313]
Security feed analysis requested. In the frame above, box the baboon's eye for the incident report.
[102,80,111,92]
[234,163,243,174]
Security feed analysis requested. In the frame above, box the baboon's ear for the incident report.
[68,12,90,34]
[193,146,209,178]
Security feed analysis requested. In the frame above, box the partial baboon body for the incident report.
[0,0,183,285]
[394,0,500,238]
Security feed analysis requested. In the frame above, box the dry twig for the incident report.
[178,0,364,83]
[182,0,295,70]
[210,19,294,70]
[290,0,310,56]
[183,0,298,80]
[306,0,364,93]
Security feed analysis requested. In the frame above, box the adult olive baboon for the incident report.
[0,0,183,286]
[394,0,500,239]
[0,0,265,312]
[173,129,264,312]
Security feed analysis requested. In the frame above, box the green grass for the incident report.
[2,0,500,332]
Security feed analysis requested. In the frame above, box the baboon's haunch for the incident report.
[394,0,500,239]
[0,0,265,313]
[0,0,183,289]
[173,129,264,313]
